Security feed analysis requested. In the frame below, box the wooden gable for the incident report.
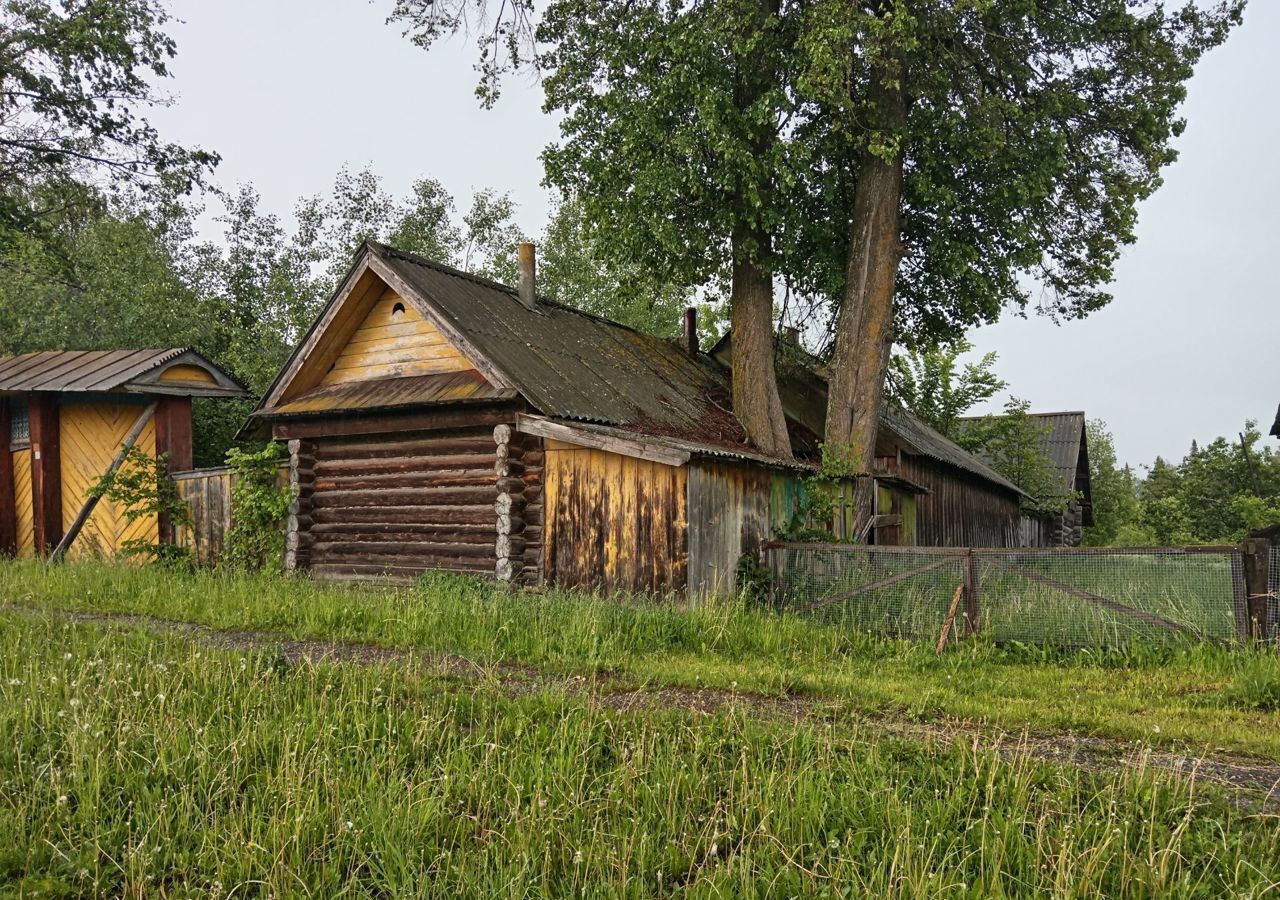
[321,287,472,386]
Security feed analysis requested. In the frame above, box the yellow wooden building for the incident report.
[247,241,1019,597]
[0,349,247,559]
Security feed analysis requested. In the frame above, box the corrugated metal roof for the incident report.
[263,370,516,417]
[0,348,246,396]
[880,404,1024,495]
[372,243,767,449]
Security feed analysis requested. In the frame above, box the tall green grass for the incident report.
[2,615,1278,897]
[4,560,1280,759]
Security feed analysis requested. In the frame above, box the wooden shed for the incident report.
[249,242,1025,597]
[0,349,247,558]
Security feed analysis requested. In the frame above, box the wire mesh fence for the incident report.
[1270,546,1280,643]
[765,542,1248,649]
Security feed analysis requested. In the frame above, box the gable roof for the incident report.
[252,241,1016,491]
[0,348,247,398]
[255,242,813,465]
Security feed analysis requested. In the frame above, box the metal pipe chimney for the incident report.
[682,307,699,356]
[517,242,537,310]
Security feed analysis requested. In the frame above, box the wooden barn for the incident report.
[248,241,1026,597]
[0,349,247,559]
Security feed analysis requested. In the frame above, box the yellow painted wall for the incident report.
[11,448,33,557]
[158,364,217,385]
[60,401,158,558]
[321,287,473,386]
[543,438,688,594]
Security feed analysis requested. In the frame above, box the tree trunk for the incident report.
[725,0,792,461]
[825,76,907,527]
[730,226,792,459]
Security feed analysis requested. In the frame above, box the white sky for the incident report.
[148,0,1278,469]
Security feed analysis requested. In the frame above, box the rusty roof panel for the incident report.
[0,348,247,396]
[262,369,515,417]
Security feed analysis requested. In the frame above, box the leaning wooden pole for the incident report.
[49,402,158,563]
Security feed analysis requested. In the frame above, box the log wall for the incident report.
[300,427,506,581]
[896,454,1022,548]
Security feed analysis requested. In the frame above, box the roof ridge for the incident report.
[370,240,668,340]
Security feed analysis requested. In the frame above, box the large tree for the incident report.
[798,1,1242,520]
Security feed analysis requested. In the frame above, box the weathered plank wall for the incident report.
[301,427,500,580]
[897,454,1021,548]
[543,439,688,594]
[59,400,158,558]
[321,287,473,386]
[173,467,233,565]
[687,461,778,599]
[11,449,33,557]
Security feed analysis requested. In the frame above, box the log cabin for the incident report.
[248,241,1026,597]
[0,349,247,558]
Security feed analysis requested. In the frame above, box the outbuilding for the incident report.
[0,349,247,558]
[249,242,1027,597]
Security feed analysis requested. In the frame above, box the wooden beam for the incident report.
[0,401,15,556]
[154,396,193,472]
[50,401,158,563]
[271,404,519,441]
[1243,537,1272,642]
[28,392,61,555]
[516,415,689,468]
[154,395,192,546]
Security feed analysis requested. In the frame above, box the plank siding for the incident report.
[302,427,501,580]
[321,288,473,386]
[11,449,33,557]
[687,461,775,599]
[543,439,687,594]
[58,400,158,558]
[896,454,1021,548]
[174,468,232,564]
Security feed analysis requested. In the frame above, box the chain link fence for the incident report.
[1270,546,1280,643]
[765,542,1250,649]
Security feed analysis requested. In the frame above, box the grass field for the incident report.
[3,561,1280,757]
[3,612,1280,897]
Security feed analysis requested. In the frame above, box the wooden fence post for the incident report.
[963,550,982,636]
[1242,537,1272,642]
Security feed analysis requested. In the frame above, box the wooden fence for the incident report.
[171,463,289,566]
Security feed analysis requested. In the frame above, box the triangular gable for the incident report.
[260,244,515,410]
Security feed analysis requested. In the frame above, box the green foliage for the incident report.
[537,195,695,336]
[888,340,1006,437]
[0,0,217,258]
[777,444,864,542]
[222,444,293,572]
[959,399,1074,516]
[1081,420,1143,547]
[87,447,191,565]
[734,553,771,603]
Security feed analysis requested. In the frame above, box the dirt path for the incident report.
[14,605,1280,813]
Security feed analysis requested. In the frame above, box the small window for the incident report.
[391,301,406,317]
[9,403,29,449]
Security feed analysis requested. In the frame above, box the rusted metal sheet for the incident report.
[0,349,246,397]
[687,460,775,599]
[261,370,515,417]
[543,439,688,595]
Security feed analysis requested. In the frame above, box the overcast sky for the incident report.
[148,0,1277,469]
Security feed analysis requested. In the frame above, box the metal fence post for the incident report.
[963,549,981,636]
[1243,537,1272,642]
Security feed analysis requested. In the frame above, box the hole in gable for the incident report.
[392,302,406,317]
